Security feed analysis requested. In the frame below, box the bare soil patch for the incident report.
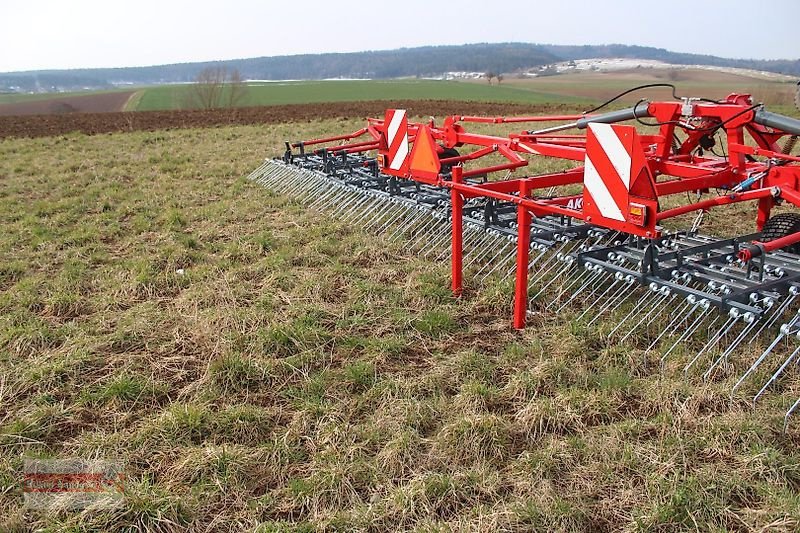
[0,90,137,117]
[0,100,572,139]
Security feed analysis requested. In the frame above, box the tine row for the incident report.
[249,158,800,430]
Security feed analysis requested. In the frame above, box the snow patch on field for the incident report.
[526,58,795,81]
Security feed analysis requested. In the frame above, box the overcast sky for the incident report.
[1,0,797,72]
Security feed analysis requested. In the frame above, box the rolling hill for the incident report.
[1,43,798,93]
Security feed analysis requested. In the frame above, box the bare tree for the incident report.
[496,74,504,84]
[484,71,496,85]
[227,69,247,108]
[190,67,248,110]
[192,67,226,109]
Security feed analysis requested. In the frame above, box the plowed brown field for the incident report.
[0,90,136,117]
[0,100,571,139]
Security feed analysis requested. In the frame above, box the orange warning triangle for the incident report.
[409,125,441,177]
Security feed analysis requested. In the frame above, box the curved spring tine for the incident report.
[753,345,800,405]
[646,299,693,350]
[661,303,710,367]
[751,291,799,342]
[732,328,788,395]
[684,315,738,376]
[784,396,800,433]
[577,279,621,322]
[608,291,669,341]
[703,315,759,381]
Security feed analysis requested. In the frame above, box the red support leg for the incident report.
[756,196,774,231]
[513,181,532,329]
[451,166,464,296]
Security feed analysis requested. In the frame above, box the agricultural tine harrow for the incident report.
[247,85,800,429]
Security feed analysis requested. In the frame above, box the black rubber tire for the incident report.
[762,213,800,254]
[439,146,460,172]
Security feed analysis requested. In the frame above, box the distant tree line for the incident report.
[1,43,798,93]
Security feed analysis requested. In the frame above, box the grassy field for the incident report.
[1,119,799,531]
[133,80,579,111]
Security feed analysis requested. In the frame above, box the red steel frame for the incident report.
[290,95,800,329]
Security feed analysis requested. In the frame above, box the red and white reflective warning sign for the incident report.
[583,123,635,222]
[384,109,409,171]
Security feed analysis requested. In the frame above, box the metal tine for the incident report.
[250,165,279,186]
[414,213,453,249]
[480,247,517,282]
[660,298,711,367]
[468,232,505,269]
[362,201,401,232]
[297,180,331,203]
[753,341,800,405]
[324,192,357,218]
[391,210,433,243]
[684,312,740,376]
[538,257,582,304]
[407,216,442,249]
[338,192,374,220]
[646,297,695,351]
[618,290,675,344]
[784,396,800,433]
[476,239,515,278]
[555,266,604,314]
[307,184,343,211]
[310,181,350,208]
[327,189,361,216]
[501,244,551,286]
[386,208,425,241]
[425,221,458,256]
[341,193,380,224]
[278,171,313,195]
[510,247,554,286]
[263,168,298,193]
[567,260,613,307]
[435,227,482,261]
[252,163,288,185]
[472,238,507,277]
[368,204,403,235]
[732,315,800,395]
[526,243,552,269]
[246,160,271,181]
[382,210,414,241]
[608,283,669,339]
[284,171,317,194]
[751,287,799,342]
[543,259,591,308]
[410,217,447,251]
[464,233,500,269]
[576,273,620,322]
[590,278,642,332]
[257,164,293,185]
[526,247,564,288]
[375,204,413,235]
[352,195,394,226]
[531,240,579,286]
[331,192,366,219]
[703,311,759,381]
[529,252,573,300]
[641,290,685,332]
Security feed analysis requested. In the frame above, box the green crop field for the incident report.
[1,116,800,530]
[133,80,579,111]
